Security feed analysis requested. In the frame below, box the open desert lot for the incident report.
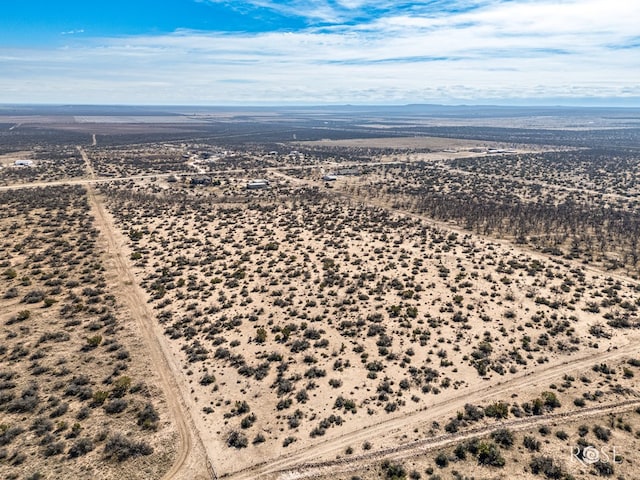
[2,106,640,480]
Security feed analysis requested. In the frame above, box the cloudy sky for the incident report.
[1,0,639,105]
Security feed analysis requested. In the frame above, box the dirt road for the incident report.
[258,398,640,480]
[225,338,640,479]
[79,147,211,480]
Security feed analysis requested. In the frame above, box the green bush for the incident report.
[477,441,505,467]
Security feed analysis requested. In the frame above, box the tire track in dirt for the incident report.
[79,146,211,480]
[226,339,640,480]
[274,399,640,480]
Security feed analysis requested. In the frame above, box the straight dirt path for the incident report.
[78,146,212,480]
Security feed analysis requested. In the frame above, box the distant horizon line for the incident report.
[2,101,640,110]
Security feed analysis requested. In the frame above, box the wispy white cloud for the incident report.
[1,0,639,104]
[202,0,492,24]
[61,29,85,35]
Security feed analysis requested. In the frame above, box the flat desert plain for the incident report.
[2,108,640,480]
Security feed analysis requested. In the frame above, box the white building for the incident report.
[247,179,269,190]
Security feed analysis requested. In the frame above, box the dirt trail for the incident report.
[79,147,211,480]
[267,399,640,480]
[226,338,640,480]
[78,145,97,179]
[0,172,190,191]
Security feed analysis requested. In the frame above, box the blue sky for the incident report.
[1,0,639,105]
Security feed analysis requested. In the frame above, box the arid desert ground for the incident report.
[2,105,640,480]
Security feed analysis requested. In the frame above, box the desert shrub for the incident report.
[445,418,460,433]
[66,423,82,439]
[111,376,131,398]
[541,391,561,409]
[77,406,91,420]
[477,441,505,467]
[593,425,611,442]
[296,389,309,403]
[241,413,257,429]
[288,412,302,429]
[84,335,103,350]
[523,435,541,451]
[491,428,514,448]
[435,452,449,467]
[30,417,53,436]
[43,441,65,457]
[7,310,31,325]
[91,390,109,407]
[8,383,39,413]
[484,401,509,419]
[593,460,614,476]
[49,402,69,418]
[290,340,309,353]
[2,268,17,279]
[329,378,343,388]
[65,375,93,400]
[4,287,19,299]
[0,425,24,446]
[454,443,467,460]
[22,289,45,304]
[304,366,326,378]
[227,431,248,449]
[200,373,216,386]
[68,437,94,458]
[104,433,153,461]
[10,450,27,465]
[234,400,250,414]
[530,456,564,479]
[381,459,407,479]
[334,396,357,413]
[464,403,484,421]
[627,358,640,367]
[137,403,159,430]
[104,399,127,414]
